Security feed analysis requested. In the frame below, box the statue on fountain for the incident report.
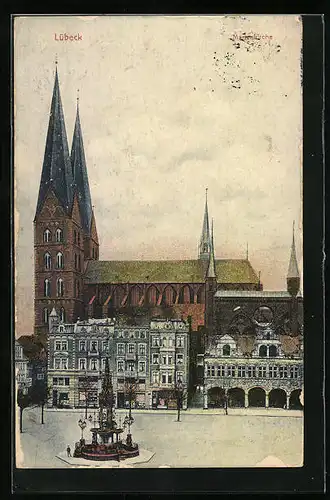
[74,358,139,461]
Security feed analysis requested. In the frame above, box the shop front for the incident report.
[151,389,176,409]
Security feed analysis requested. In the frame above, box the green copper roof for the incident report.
[84,259,259,285]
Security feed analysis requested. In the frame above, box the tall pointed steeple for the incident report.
[71,90,93,234]
[199,188,211,261]
[207,219,216,278]
[35,63,73,217]
[287,221,300,296]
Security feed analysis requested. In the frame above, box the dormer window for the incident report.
[222,344,231,356]
[43,229,51,243]
[55,228,63,243]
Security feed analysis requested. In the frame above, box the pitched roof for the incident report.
[215,290,303,298]
[35,67,73,218]
[84,259,259,284]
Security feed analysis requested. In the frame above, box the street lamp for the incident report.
[78,418,87,441]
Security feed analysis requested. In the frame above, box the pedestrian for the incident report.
[66,445,71,457]
[224,396,228,415]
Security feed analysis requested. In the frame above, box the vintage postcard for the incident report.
[14,14,304,470]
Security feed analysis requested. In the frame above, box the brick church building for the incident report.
[34,67,302,346]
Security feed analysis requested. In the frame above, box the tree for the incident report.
[172,380,186,422]
[17,387,32,433]
[79,374,97,418]
[30,379,51,424]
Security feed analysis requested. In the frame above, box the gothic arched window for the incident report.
[269,345,278,357]
[74,254,77,270]
[44,279,51,297]
[259,345,267,357]
[76,280,80,297]
[43,308,49,324]
[59,307,65,323]
[78,254,81,271]
[56,252,64,269]
[43,229,51,243]
[44,252,51,270]
[222,344,231,356]
[57,278,64,297]
[55,228,63,243]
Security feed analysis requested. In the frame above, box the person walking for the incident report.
[66,445,72,457]
[224,395,228,415]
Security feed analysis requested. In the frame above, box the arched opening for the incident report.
[56,228,63,243]
[179,285,193,304]
[56,252,64,269]
[56,278,64,297]
[259,345,267,357]
[289,389,303,410]
[248,387,266,407]
[43,229,51,243]
[269,388,287,408]
[222,344,231,356]
[59,307,65,323]
[163,285,176,306]
[129,285,143,306]
[44,252,51,270]
[44,279,51,297]
[269,345,278,357]
[43,308,49,324]
[207,387,226,408]
[228,387,245,408]
[146,285,159,306]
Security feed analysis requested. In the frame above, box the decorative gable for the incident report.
[71,192,82,226]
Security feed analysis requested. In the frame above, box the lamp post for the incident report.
[78,418,87,441]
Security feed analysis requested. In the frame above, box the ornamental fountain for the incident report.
[73,358,139,461]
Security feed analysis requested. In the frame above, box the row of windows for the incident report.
[43,228,63,243]
[117,330,147,339]
[117,360,146,373]
[217,345,279,357]
[53,377,70,386]
[117,343,146,356]
[44,307,65,324]
[44,278,64,297]
[44,252,64,270]
[206,364,302,379]
[55,340,68,351]
[151,336,185,348]
[79,340,109,352]
[43,278,82,298]
[152,353,184,365]
[151,371,184,384]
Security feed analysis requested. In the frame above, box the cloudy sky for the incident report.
[14,15,303,335]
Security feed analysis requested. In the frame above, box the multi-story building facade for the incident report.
[47,310,189,410]
[149,319,189,410]
[203,323,303,410]
[15,336,47,393]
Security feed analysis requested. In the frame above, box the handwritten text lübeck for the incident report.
[54,33,83,41]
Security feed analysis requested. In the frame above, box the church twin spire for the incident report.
[35,64,93,236]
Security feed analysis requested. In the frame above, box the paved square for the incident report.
[16,408,303,468]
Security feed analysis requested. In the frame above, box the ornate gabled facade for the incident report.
[34,67,261,338]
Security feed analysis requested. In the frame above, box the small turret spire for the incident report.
[287,221,300,279]
[199,188,211,260]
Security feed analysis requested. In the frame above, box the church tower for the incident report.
[199,188,211,266]
[34,65,98,337]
